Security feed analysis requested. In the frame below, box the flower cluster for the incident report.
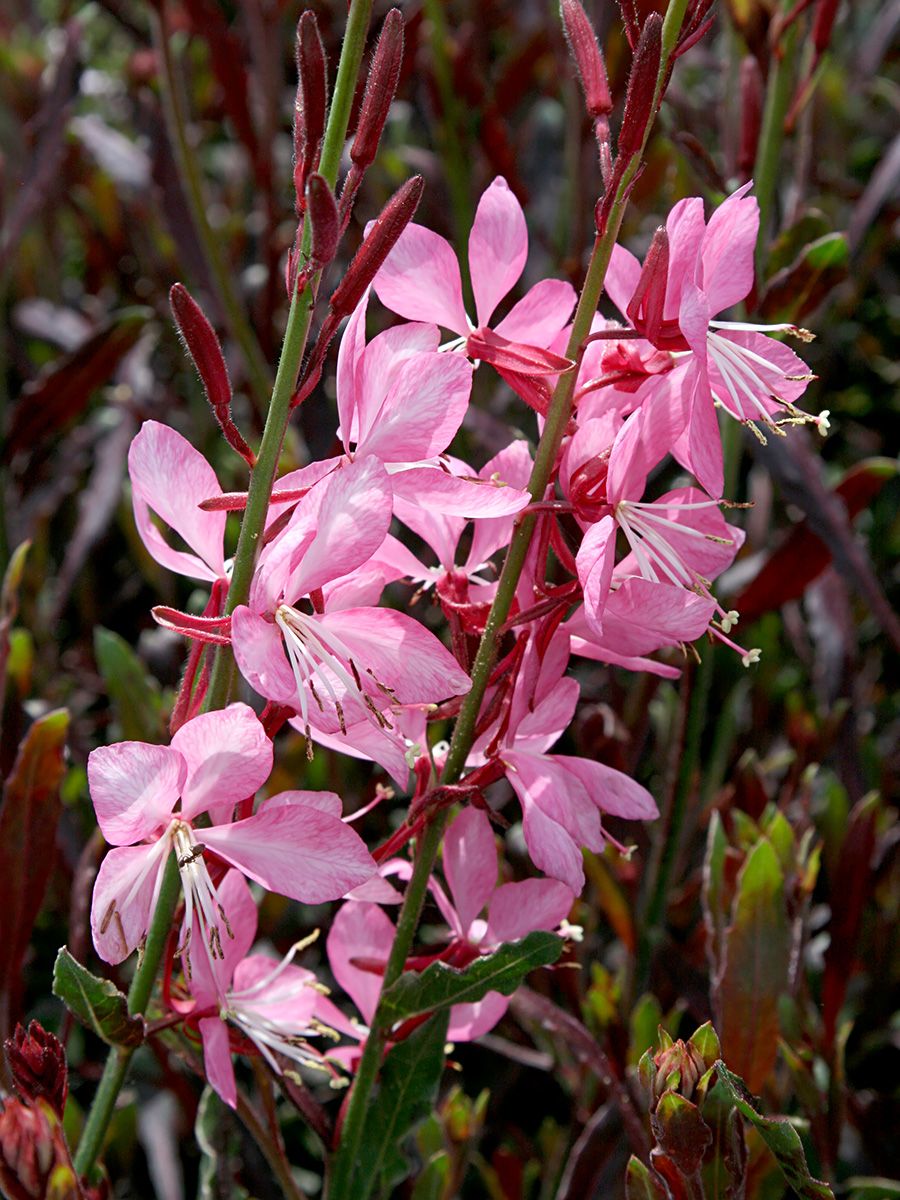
[87,174,818,1108]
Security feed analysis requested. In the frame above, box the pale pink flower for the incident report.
[88,704,376,966]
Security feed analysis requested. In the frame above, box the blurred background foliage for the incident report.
[0,0,898,1196]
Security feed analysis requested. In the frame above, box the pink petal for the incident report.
[231,605,298,705]
[291,455,394,597]
[88,741,184,845]
[673,368,724,499]
[172,704,272,823]
[664,197,707,318]
[557,754,659,820]
[588,578,716,653]
[448,992,509,1041]
[713,329,813,408]
[90,843,168,963]
[373,223,469,335]
[465,440,535,570]
[202,806,377,903]
[327,901,396,1026]
[232,956,320,1028]
[699,183,757,314]
[317,608,471,704]
[443,808,497,936]
[468,177,527,328]
[516,792,585,893]
[486,878,573,945]
[354,323,441,449]
[200,1017,237,1109]
[359,353,473,463]
[188,869,258,1003]
[515,677,580,753]
[390,466,530,520]
[264,789,344,818]
[604,244,642,321]
[606,371,689,503]
[576,515,616,627]
[128,421,226,581]
[303,714,413,789]
[494,279,577,345]
[335,291,370,450]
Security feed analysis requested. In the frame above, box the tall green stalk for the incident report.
[73,1,375,1174]
[753,14,800,274]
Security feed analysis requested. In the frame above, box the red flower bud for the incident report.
[627,225,669,344]
[293,11,327,215]
[737,55,763,180]
[329,175,425,318]
[560,0,612,120]
[351,9,404,172]
[4,1023,67,1119]
[0,1100,55,1200]
[306,174,340,269]
[617,0,641,51]
[169,284,255,467]
[617,12,662,164]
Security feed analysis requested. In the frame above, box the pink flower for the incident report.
[88,704,376,966]
[373,176,577,399]
[605,185,820,497]
[231,455,471,738]
[182,871,336,1108]
[471,633,658,893]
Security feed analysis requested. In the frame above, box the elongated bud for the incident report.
[293,11,327,215]
[330,175,424,318]
[627,225,668,343]
[169,285,255,466]
[560,0,612,120]
[307,174,339,268]
[5,1024,67,1120]
[351,9,404,171]
[616,12,662,163]
[737,56,763,180]
[617,0,640,50]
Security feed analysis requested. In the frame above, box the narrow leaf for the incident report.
[94,627,165,743]
[714,1062,833,1200]
[713,839,789,1093]
[196,1085,250,1200]
[378,932,563,1025]
[625,1156,666,1200]
[52,948,144,1048]
[0,710,69,1038]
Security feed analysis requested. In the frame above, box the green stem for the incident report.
[151,5,273,413]
[752,16,800,275]
[75,0,376,1174]
[73,854,180,1176]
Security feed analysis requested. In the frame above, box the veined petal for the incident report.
[468,177,528,328]
[173,704,272,823]
[264,789,344,818]
[699,183,757,314]
[486,878,573,945]
[200,1017,237,1109]
[201,806,376,903]
[188,869,258,1004]
[128,421,227,581]
[90,842,169,964]
[358,352,473,463]
[390,466,529,520]
[554,754,659,820]
[448,993,509,1041]
[604,244,642,321]
[443,808,497,938]
[354,322,441,448]
[576,515,616,627]
[231,605,298,705]
[88,741,184,845]
[327,901,396,1027]
[664,196,706,318]
[373,223,469,335]
[494,278,577,345]
[335,291,370,450]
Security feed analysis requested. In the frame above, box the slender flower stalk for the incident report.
[73,1,376,1175]
[325,7,692,1194]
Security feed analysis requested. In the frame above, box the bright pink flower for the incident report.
[183,871,335,1108]
[88,704,376,966]
[231,455,471,739]
[430,808,573,1038]
[606,185,820,496]
[372,177,577,393]
[471,633,658,893]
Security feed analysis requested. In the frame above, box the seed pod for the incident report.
[617,12,662,164]
[330,175,424,318]
[351,9,404,172]
[293,11,327,214]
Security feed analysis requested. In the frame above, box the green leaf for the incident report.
[760,232,849,322]
[94,627,165,743]
[196,1086,250,1200]
[52,948,144,1047]
[714,1062,834,1200]
[625,1156,666,1200]
[378,932,563,1025]
[845,1178,900,1200]
[351,1011,450,1198]
[652,1091,712,1176]
[702,811,728,974]
[714,838,789,1093]
[688,1022,721,1071]
[410,1152,451,1200]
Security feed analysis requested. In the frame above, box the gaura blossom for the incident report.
[231,455,471,738]
[181,870,338,1109]
[605,183,821,497]
[373,176,577,404]
[88,704,376,966]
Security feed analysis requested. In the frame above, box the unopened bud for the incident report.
[330,175,424,318]
[351,9,404,172]
[617,12,662,163]
[737,55,763,180]
[293,11,327,214]
[0,1100,55,1200]
[169,284,255,466]
[5,1023,68,1119]
[617,0,641,50]
[626,225,668,343]
[306,174,339,269]
[560,0,612,120]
